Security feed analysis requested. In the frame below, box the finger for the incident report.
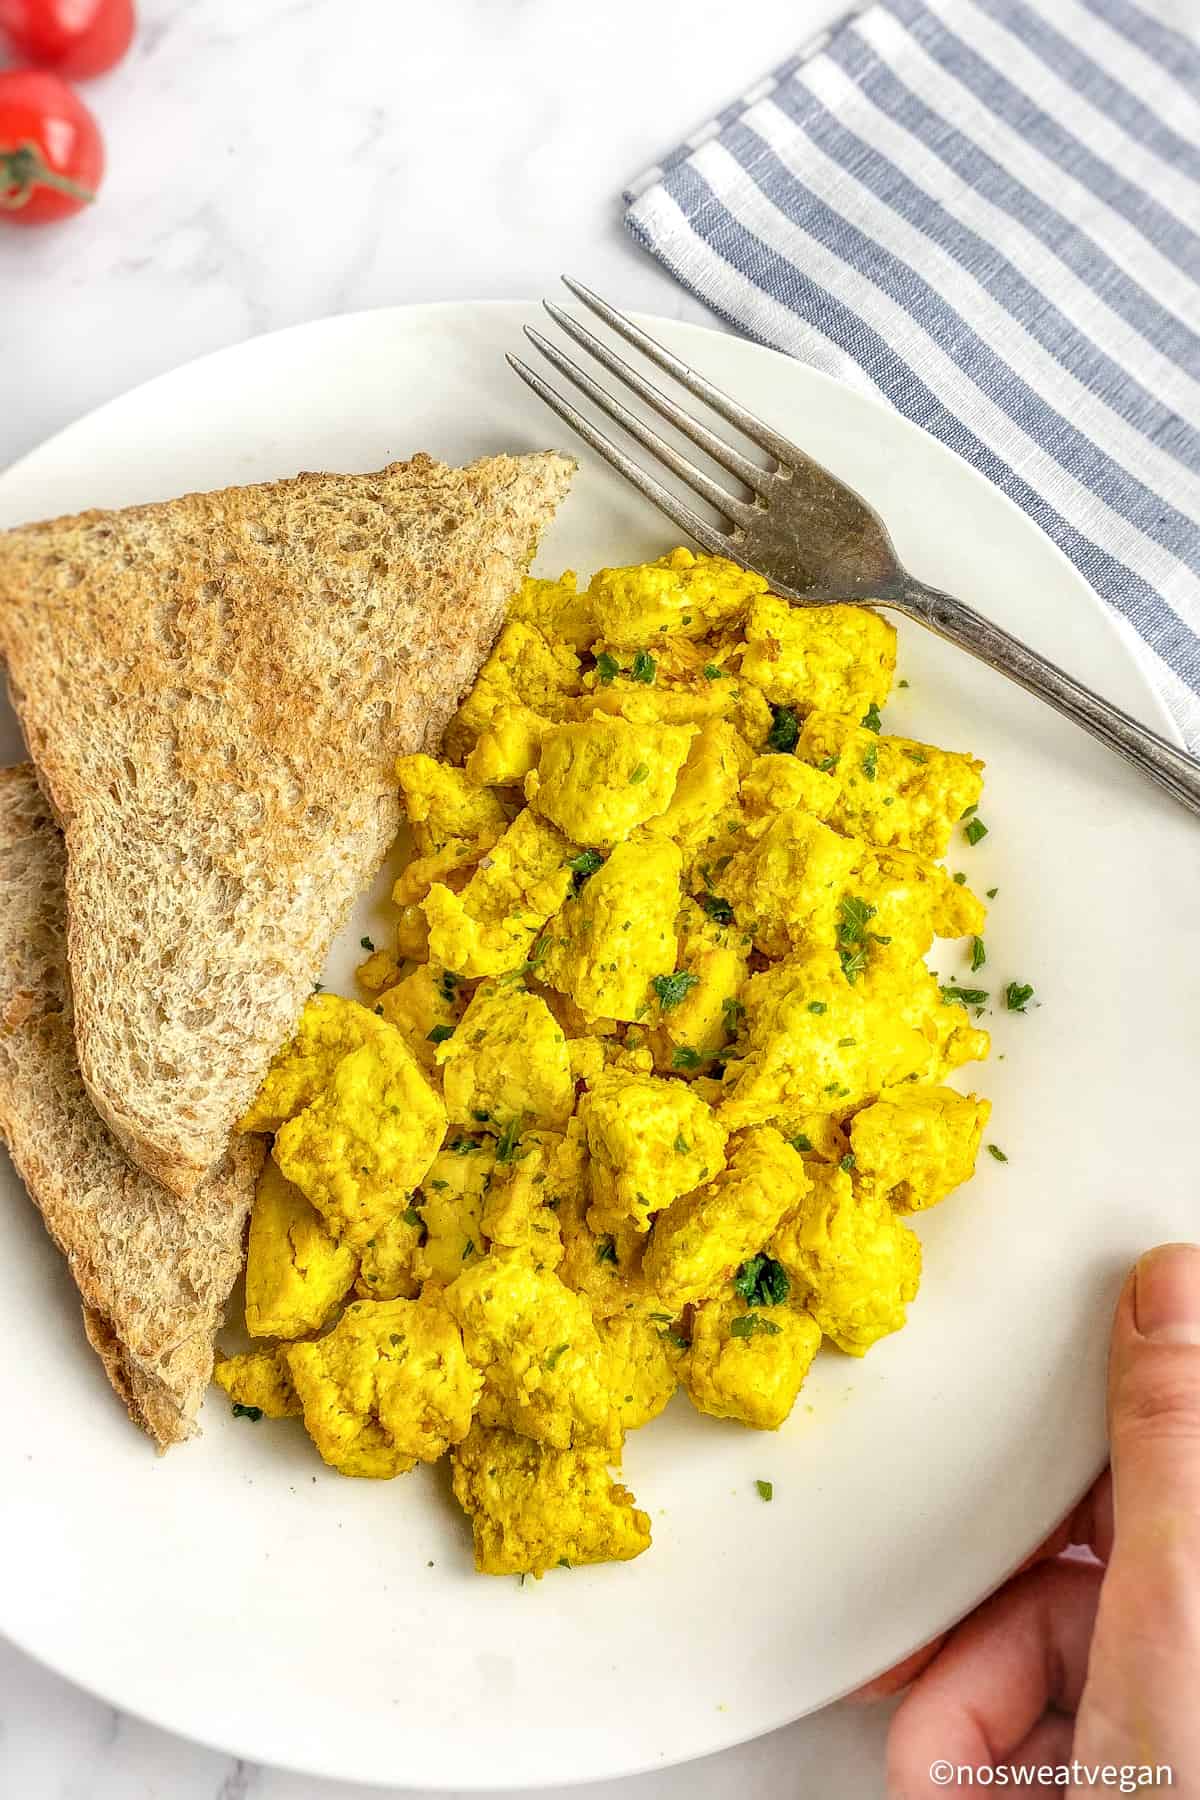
[1020,1471,1114,1572]
[1073,1245,1200,1771]
[849,1635,948,1703]
[1006,1711,1076,1777]
[886,1561,1102,1799]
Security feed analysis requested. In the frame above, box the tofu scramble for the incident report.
[220,548,993,1578]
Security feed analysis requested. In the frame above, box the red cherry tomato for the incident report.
[0,68,103,224]
[0,0,134,79]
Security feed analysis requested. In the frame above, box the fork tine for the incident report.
[506,355,736,561]
[542,301,771,497]
[523,327,752,527]
[561,277,799,468]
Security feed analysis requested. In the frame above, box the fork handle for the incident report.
[896,578,1200,819]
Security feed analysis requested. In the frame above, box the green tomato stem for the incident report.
[0,141,95,210]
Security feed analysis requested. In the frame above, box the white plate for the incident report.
[1,303,1198,1792]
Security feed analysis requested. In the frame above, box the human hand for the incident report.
[869,1243,1200,1796]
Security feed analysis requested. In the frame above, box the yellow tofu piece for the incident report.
[849,844,987,968]
[451,1423,651,1577]
[796,712,984,859]
[465,705,555,786]
[737,595,896,715]
[480,1129,566,1269]
[772,1163,921,1355]
[587,547,767,647]
[574,673,772,748]
[355,1209,423,1300]
[396,754,510,856]
[539,839,682,1024]
[240,993,390,1135]
[717,950,989,1129]
[598,1312,679,1431]
[507,570,597,653]
[580,1068,728,1236]
[649,897,750,1070]
[445,1251,620,1452]
[376,961,466,1073]
[422,808,575,979]
[683,1292,821,1429]
[643,1127,810,1308]
[567,1035,607,1084]
[244,1159,358,1339]
[525,718,696,848]
[356,947,403,994]
[395,902,431,964]
[639,719,749,880]
[392,831,502,909]
[446,620,581,760]
[720,808,860,960]
[556,1126,648,1321]
[411,1140,494,1285]
[438,980,574,1130]
[849,1084,991,1213]
[286,1295,480,1478]
[740,753,840,822]
[213,1347,301,1419]
[273,1028,446,1246]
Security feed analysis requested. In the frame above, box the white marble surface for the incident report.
[0,1,899,1794]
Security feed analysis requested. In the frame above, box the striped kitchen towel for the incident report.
[625,0,1200,749]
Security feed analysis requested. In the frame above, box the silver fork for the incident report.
[509,278,1200,819]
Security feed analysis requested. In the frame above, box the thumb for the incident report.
[1073,1244,1200,1774]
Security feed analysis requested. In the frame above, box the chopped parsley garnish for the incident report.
[360,936,375,952]
[987,1144,1008,1163]
[837,1036,856,1047]
[766,704,800,754]
[755,1479,774,1502]
[449,1137,475,1155]
[970,937,987,973]
[952,872,967,885]
[961,803,978,819]
[437,969,460,1002]
[596,651,620,685]
[861,701,883,733]
[807,1000,827,1014]
[426,1023,455,1044]
[630,648,656,684]
[629,762,650,784]
[789,1133,813,1153]
[653,970,701,1010]
[462,1239,476,1259]
[964,816,989,846]
[231,1403,263,1421]
[495,1118,524,1163]
[402,1206,423,1227]
[567,847,604,893]
[674,1133,690,1155]
[861,743,879,781]
[839,1152,856,1173]
[836,894,888,985]
[897,678,910,689]
[703,663,725,681]
[940,984,989,1007]
[987,886,999,899]
[312,981,324,993]
[721,995,745,1031]
[905,748,927,764]
[733,1254,791,1308]
[696,890,734,925]
[596,1236,618,1265]
[672,1046,703,1070]
[730,1312,782,1339]
[543,1342,570,1370]
[1005,981,1035,1012]
[817,755,839,773]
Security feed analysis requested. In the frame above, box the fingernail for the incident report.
[1134,1243,1200,1345]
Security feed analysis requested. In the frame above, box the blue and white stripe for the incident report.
[625,0,1200,747]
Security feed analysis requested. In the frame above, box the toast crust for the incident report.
[0,763,261,1448]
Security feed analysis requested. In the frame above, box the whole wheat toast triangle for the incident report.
[0,450,574,1197]
[0,763,262,1449]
